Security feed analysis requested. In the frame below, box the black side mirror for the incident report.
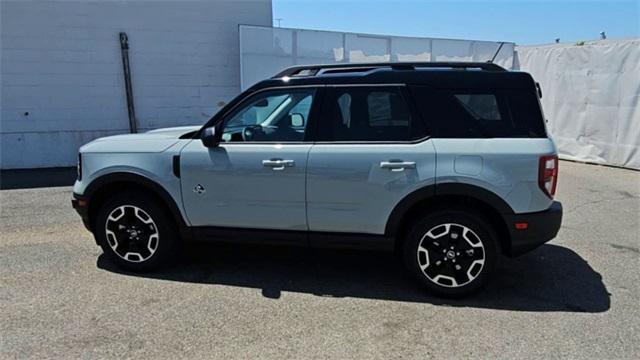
[201,126,220,148]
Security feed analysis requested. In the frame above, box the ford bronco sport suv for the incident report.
[72,62,562,297]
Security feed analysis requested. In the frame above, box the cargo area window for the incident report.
[409,86,547,138]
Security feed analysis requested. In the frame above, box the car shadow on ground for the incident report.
[98,243,610,313]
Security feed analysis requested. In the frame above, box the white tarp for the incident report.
[239,25,515,90]
[516,39,640,169]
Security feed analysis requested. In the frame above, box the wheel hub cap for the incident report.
[105,205,159,263]
[416,223,486,288]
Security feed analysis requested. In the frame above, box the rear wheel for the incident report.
[95,191,179,271]
[403,209,498,297]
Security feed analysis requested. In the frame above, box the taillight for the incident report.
[539,155,558,198]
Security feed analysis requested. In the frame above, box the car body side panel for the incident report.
[431,138,557,214]
[73,140,192,224]
[306,140,437,235]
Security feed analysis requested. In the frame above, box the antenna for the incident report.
[274,18,283,27]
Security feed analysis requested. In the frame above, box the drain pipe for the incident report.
[119,32,138,133]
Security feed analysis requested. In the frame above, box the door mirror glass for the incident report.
[290,113,304,127]
[201,126,219,147]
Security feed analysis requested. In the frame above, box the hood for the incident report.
[145,126,201,137]
[80,126,201,153]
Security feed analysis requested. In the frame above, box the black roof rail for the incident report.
[273,61,506,78]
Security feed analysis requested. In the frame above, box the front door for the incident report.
[180,87,318,230]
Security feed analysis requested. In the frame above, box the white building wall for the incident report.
[1,0,272,169]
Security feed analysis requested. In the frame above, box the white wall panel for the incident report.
[1,0,272,169]
[240,25,515,90]
[517,39,640,169]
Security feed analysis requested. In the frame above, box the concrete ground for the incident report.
[1,160,638,359]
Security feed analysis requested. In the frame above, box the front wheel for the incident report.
[94,192,179,272]
[403,209,498,297]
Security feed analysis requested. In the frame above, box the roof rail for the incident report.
[273,61,506,78]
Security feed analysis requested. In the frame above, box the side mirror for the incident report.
[290,113,304,127]
[201,126,220,148]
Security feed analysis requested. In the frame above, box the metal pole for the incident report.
[119,32,138,133]
[489,42,505,63]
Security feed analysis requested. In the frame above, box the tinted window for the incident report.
[409,86,546,138]
[454,94,502,121]
[320,86,425,141]
[222,89,315,142]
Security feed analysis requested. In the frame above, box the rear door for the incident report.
[306,85,437,235]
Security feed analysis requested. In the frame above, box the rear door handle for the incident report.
[262,159,295,171]
[380,161,416,172]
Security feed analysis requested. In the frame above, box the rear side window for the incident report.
[318,86,426,142]
[409,86,546,138]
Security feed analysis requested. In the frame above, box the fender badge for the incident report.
[194,184,206,194]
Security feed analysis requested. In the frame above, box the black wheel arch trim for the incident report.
[385,182,515,237]
[82,172,191,239]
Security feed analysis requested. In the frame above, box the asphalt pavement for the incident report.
[1,160,638,359]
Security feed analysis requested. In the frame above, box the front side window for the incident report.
[320,86,424,142]
[221,88,316,142]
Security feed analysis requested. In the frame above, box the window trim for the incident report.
[215,85,325,145]
[311,84,431,145]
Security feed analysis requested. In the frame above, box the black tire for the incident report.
[94,191,180,272]
[403,209,498,297]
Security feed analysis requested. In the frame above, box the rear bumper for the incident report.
[504,201,563,257]
[71,193,92,232]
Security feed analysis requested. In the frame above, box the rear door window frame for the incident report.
[311,84,430,144]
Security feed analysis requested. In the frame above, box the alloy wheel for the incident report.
[104,205,159,263]
[416,223,486,288]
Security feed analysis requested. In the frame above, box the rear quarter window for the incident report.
[409,85,547,138]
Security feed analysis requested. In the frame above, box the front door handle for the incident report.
[380,161,416,172]
[262,159,295,171]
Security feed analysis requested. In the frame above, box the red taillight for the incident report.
[539,155,558,198]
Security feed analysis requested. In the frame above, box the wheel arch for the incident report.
[386,183,514,255]
[83,172,190,238]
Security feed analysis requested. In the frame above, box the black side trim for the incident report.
[191,226,393,251]
[504,201,562,257]
[435,183,514,214]
[172,155,180,178]
[385,185,436,237]
[385,183,515,237]
[82,172,191,240]
[72,192,91,231]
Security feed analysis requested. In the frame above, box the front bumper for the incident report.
[71,193,92,232]
[504,201,563,257]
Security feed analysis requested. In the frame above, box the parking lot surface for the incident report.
[1,160,639,359]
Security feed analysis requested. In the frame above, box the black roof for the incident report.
[249,62,536,91]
